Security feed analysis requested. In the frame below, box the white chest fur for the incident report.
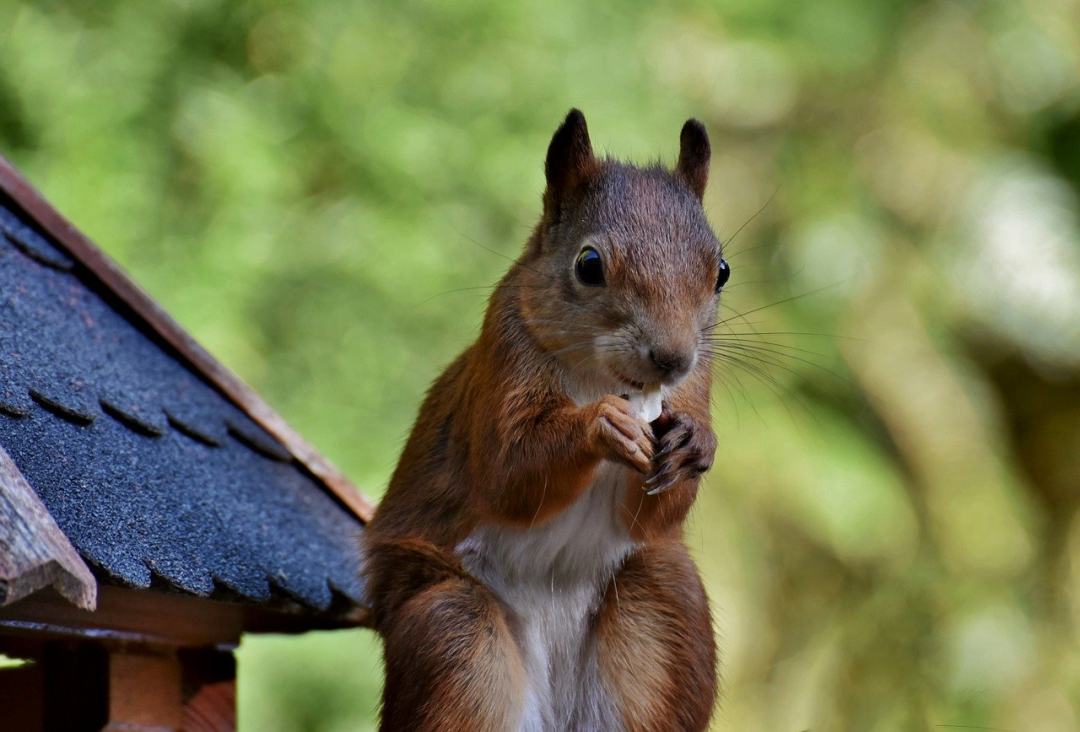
[456,461,637,732]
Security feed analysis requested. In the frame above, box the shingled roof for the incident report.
[0,157,372,616]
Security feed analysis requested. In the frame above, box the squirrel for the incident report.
[363,109,725,732]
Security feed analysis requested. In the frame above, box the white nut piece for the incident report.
[630,383,663,422]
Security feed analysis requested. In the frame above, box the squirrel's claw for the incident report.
[645,476,678,495]
[644,409,715,494]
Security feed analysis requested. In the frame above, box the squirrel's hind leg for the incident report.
[594,540,717,732]
[368,539,526,732]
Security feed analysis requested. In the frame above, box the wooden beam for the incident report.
[0,445,97,610]
[0,586,241,648]
[0,154,375,524]
[0,585,369,650]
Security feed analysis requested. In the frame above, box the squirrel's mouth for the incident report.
[612,371,645,391]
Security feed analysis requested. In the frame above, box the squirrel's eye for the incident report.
[715,258,731,292]
[575,247,605,287]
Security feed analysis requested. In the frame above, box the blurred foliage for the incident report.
[2,0,1080,729]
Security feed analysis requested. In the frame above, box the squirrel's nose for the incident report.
[649,348,692,378]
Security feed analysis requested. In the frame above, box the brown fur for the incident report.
[374,541,526,731]
[365,109,722,731]
[596,541,717,732]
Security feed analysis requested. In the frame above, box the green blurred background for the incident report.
[2,0,1079,729]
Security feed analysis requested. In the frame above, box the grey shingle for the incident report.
[0,196,365,613]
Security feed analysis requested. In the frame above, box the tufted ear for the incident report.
[543,109,598,217]
[676,119,710,200]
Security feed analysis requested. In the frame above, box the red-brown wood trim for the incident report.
[0,154,374,524]
[0,585,371,650]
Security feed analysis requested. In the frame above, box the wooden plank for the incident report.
[0,586,243,648]
[0,585,369,649]
[0,154,375,524]
[0,446,97,610]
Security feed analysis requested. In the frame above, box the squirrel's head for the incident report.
[519,109,728,398]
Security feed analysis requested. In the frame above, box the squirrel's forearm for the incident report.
[471,402,602,525]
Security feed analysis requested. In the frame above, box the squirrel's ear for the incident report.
[544,109,598,215]
[676,119,710,200]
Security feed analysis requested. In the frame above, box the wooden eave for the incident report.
[0,585,370,651]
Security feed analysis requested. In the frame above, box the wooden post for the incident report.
[102,646,238,731]
[0,641,238,731]
[104,648,183,731]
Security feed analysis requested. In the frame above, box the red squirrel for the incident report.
[364,109,724,731]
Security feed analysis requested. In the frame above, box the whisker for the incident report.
[725,241,777,260]
[711,350,821,431]
[716,301,764,336]
[715,360,766,424]
[709,371,742,425]
[705,282,845,331]
[529,475,548,531]
[703,329,853,340]
[624,492,648,547]
[703,341,849,383]
[721,186,779,254]
[703,336,830,359]
[706,344,815,385]
[714,355,799,426]
[450,227,546,277]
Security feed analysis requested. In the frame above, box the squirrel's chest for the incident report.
[456,461,637,731]
[457,460,635,588]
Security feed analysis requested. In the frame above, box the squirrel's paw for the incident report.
[589,395,654,474]
[643,408,716,495]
